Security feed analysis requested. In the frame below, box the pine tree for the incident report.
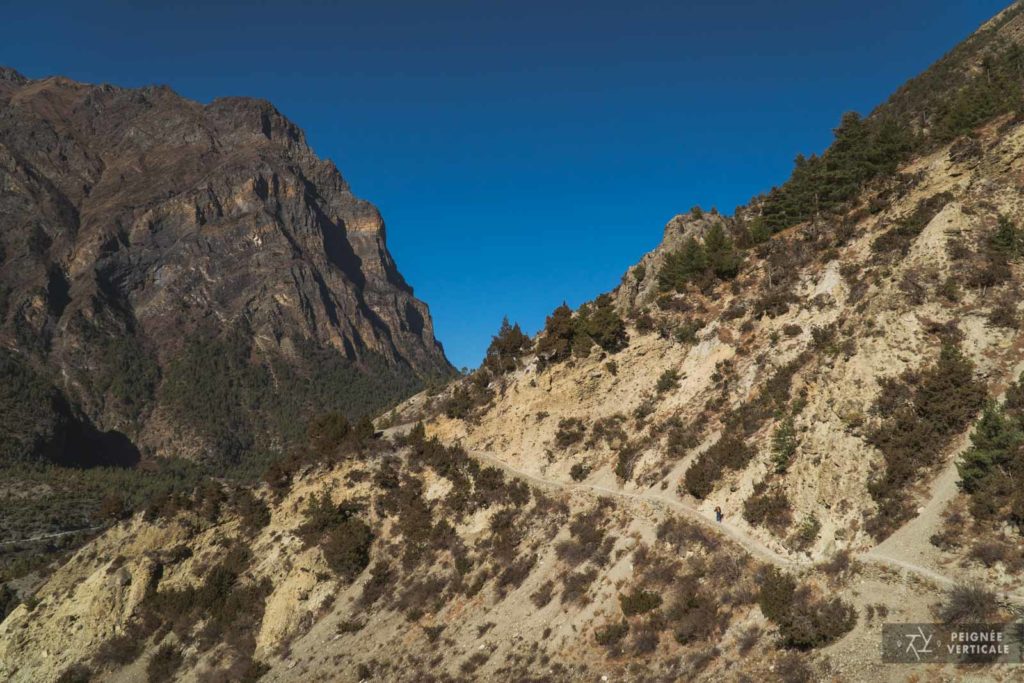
[537,303,575,361]
[989,215,1022,257]
[703,223,741,280]
[658,237,707,292]
[584,295,628,353]
[484,316,531,374]
[958,401,1022,493]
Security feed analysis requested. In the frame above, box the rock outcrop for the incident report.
[0,70,452,462]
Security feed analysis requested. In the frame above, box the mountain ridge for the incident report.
[0,69,452,466]
[8,5,1024,683]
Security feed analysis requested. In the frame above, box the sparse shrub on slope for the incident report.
[937,583,1002,624]
[758,568,856,649]
[146,644,183,683]
[682,434,755,499]
[743,484,792,534]
[656,369,680,394]
[958,377,1024,526]
[55,664,93,683]
[587,414,627,450]
[867,343,985,539]
[555,418,587,449]
[871,192,953,259]
[297,490,373,580]
[770,417,798,473]
[619,588,663,616]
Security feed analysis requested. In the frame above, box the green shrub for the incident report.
[743,485,792,532]
[867,344,985,539]
[771,417,798,473]
[656,369,680,394]
[758,568,856,649]
[956,377,1024,529]
[619,588,663,616]
[683,435,755,499]
[614,441,642,481]
[555,418,587,449]
[674,319,703,344]
[569,463,590,481]
[594,620,630,647]
[296,491,373,580]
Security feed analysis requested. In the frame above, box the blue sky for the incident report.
[1,1,1012,369]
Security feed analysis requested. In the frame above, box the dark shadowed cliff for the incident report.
[0,68,452,465]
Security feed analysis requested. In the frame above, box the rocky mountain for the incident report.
[7,4,1024,683]
[0,69,451,466]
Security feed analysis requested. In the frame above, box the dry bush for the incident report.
[561,568,598,604]
[555,418,587,449]
[530,580,555,608]
[937,583,1001,624]
[683,434,755,499]
[619,588,663,616]
[656,516,717,551]
[742,485,792,533]
[758,568,856,649]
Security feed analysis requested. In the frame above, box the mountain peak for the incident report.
[0,72,452,465]
[0,66,26,83]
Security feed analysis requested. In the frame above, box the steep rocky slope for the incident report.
[0,68,451,466]
[8,4,1024,683]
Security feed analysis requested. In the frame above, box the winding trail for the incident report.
[471,447,1024,603]
[388,422,1024,602]
[0,525,107,548]
[472,451,806,571]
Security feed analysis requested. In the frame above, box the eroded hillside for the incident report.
[8,4,1024,683]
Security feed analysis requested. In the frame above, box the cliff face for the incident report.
[0,69,452,463]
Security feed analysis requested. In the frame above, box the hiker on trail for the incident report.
[715,506,723,523]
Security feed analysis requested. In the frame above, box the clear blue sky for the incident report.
[1,1,1012,369]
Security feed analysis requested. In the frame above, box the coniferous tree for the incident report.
[703,223,741,280]
[537,303,575,362]
[658,237,707,292]
[484,317,532,374]
[584,295,628,354]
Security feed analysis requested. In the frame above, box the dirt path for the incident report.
[0,525,107,548]
[472,450,808,570]
[384,423,1024,602]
